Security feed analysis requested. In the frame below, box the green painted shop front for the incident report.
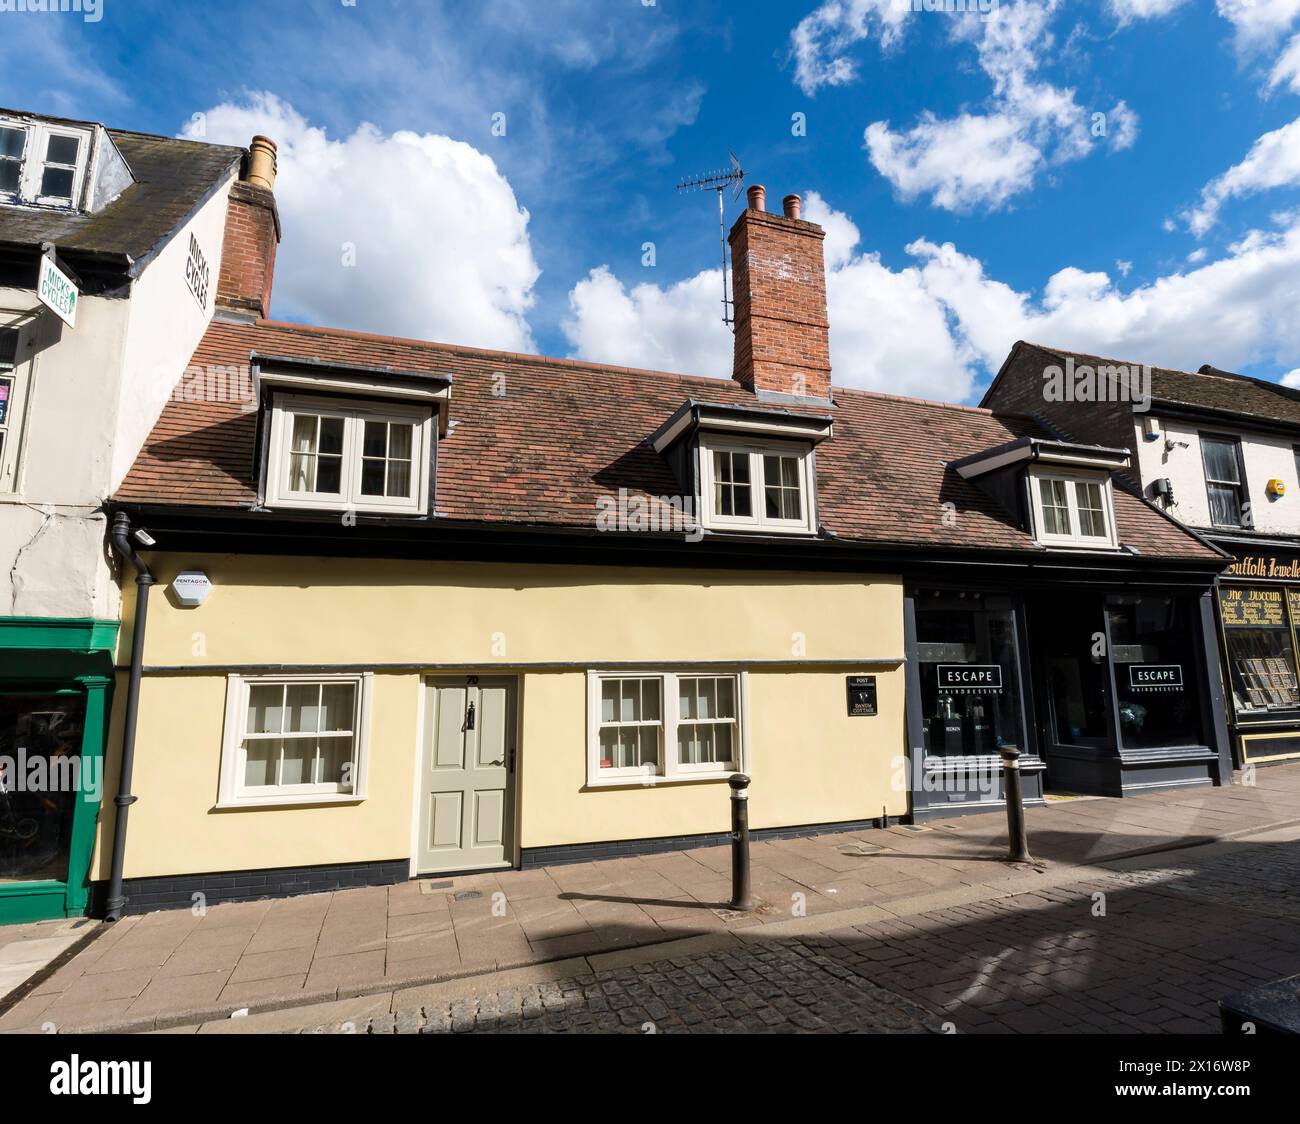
[0,618,116,925]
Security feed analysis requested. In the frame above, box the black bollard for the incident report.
[1000,746,1032,863]
[728,773,754,911]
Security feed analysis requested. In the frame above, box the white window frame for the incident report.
[1029,470,1119,549]
[0,314,37,496]
[0,117,92,209]
[699,435,816,534]
[218,672,372,808]
[585,669,749,787]
[265,393,433,515]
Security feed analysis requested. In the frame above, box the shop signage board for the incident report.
[937,664,1003,692]
[38,252,79,327]
[1218,586,1286,627]
[1128,664,1184,691]
[1225,554,1300,580]
[846,676,877,716]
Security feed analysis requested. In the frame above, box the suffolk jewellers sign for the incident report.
[1226,554,1300,580]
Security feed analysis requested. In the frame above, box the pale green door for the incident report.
[417,678,516,874]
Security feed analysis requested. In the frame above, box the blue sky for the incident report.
[2,0,1300,401]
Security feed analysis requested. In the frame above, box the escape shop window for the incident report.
[219,674,372,807]
[1029,472,1117,548]
[587,671,745,785]
[1201,435,1247,528]
[0,120,90,208]
[265,395,432,514]
[699,437,816,533]
[1107,594,1203,750]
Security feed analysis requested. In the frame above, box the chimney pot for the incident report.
[747,184,767,212]
[782,193,802,220]
[246,135,278,191]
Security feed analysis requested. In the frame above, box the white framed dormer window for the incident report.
[0,318,36,494]
[265,394,433,515]
[586,670,748,787]
[0,118,91,208]
[1029,471,1119,549]
[699,436,816,534]
[218,673,372,808]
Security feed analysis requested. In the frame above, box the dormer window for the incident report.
[1029,472,1118,549]
[0,117,91,208]
[266,395,432,515]
[700,436,816,533]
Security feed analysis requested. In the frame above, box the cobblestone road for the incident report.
[288,839,1300,1034]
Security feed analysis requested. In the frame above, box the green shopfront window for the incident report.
[915,592,1024,757]
[1218,586,1300,715]
[0,693,87,885]
[1107,595,1204,748]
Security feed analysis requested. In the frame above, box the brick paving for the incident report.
[307,836,1298,1035]
[3,763,1300,1033]
[300,942,942,1035]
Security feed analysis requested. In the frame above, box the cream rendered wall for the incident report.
[1132,417,1300,535]
[0,168,236,621]
[96,557,907,880]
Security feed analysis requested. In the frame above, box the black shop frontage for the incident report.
[902,561,1235,818]
[1208,542,1300,767]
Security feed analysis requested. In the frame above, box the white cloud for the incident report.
[1116,260,1134,276]
[1216,0,1300,53]
[184,93,540,352]
[1284,367,1300,386]
[563,192,1300,401]
[561,266,732,377]
[788,0,910,96]
[1183,115,1300,234]
[1107,0,1190,25]
[863,1,1135,211]
[1269,33,1300,92]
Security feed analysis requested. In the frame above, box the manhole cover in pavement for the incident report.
[419,879,455,895]
[453,890,483,901]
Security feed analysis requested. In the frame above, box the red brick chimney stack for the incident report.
[216,135,281,320]
[728,184,831,402]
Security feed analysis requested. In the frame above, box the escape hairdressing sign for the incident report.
[936,665,1003,692]
[1128,664,1184,691]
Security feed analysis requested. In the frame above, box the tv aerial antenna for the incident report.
[675,151,745,327]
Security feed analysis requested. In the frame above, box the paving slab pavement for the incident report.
[3,762,1299,1034]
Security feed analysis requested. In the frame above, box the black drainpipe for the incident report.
[106,511,154,921]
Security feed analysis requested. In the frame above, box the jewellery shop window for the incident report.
[1107,594,1203,749]
[915,591,1025,757]
[1217,586,1300,718]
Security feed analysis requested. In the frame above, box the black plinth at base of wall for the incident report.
[519,814,906,869]
[86,858,410,918]
[1220,975,1300,1035]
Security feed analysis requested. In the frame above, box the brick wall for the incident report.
[216,180,280,318]
[729,208,832,401]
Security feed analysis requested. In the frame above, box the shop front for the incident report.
[0,618,115,924]
[905,579,1231,815]
[1213,550,1300,766]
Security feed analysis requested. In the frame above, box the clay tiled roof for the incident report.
[1002,342,1300,430]
[116,319,1222,562]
